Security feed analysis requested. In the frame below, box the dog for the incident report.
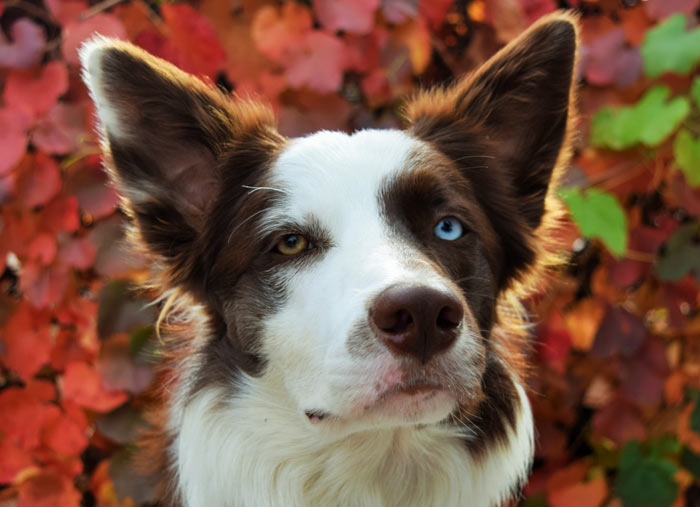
[80,12,578,506]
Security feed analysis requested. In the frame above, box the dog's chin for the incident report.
[304,385,458,430]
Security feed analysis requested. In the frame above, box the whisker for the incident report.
[227,209,269,243]
[451,154,496,163]
[241,185,290,195]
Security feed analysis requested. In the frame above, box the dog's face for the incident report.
[255,130,491,430]
[81,15,576,436]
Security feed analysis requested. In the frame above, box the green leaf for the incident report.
[674,128,700,186]
[648,435,681,459]
[560,187,628,257]
[129,325,154,357]
[681,447,700,477]
[520,493,547,507]
[692,76,700,109]
[642,13,700,77]
[591,86,690,150]
[615,441,679,507]
[656,222,700,281]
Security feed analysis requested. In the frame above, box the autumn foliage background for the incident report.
[1,0,700,505]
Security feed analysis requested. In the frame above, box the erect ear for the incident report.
[405,14,578,285]
[80,38,283,289]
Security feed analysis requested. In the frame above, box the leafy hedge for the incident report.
[0,0,699,505]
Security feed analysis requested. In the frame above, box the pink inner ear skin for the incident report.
[167,146,219,215]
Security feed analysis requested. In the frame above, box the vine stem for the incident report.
[79,0,127,20]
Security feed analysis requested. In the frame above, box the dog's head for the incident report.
[81,14,577,435]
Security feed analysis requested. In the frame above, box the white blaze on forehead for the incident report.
[264,129,421,234]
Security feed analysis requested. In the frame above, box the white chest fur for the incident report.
[172,378,533,507]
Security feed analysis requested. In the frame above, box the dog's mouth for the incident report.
[304,409,333,423]
[304,380,451,425]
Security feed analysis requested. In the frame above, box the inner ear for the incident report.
[81,37,283,292]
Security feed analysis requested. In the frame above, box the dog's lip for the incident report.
[375,379,443,402]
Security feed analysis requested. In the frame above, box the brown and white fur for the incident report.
[81,13,578,507]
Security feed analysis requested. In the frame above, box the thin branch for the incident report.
[80,0,127,20]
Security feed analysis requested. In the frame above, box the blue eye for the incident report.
[434,217,464,241]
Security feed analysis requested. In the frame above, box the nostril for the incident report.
[379,309,413,334]
[436,305,462,330]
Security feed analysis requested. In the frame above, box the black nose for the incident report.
[370,285,463,363]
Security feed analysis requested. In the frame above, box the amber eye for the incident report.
[275,234,310,255]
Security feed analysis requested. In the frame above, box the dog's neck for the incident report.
[170,371,534,507]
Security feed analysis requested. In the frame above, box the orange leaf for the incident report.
[251,3,312,62]
[549,476,608,507]
[17,470,81,507]
[395,18,431,74]
[61,361,128,412]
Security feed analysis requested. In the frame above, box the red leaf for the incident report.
[518,0,557,23]
[61,361,128,412]
[583,29,642,88]
[593,397,647,445]
[0,438,34,483]
[54,296,98,343]
[537,312,572,372]
[419,0,454,30]
[17,470,82,507]
[4,62,69,118]
[25,379,57,403]
[313,0,380,34]
[61,13,126,66]
[251,3,312,61]
[20,262,71,309]
[58,237,96,270]
[50,329,94,371]
[159,3,225,79]
[18,152,62,208]
[40,195,80,233]
[285,32,348,93]
[0,381,56,455]
[31,103,87,155]
[591,307,647,358]
[618,338,670,406]
[64,158,119,221]
[41,409,88,456]
[1,302,52,379]
[0,18,46,68]
[345,29,387,74]
[44,0,87,25]
[0,107,32,175]
[27,233,57,265]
